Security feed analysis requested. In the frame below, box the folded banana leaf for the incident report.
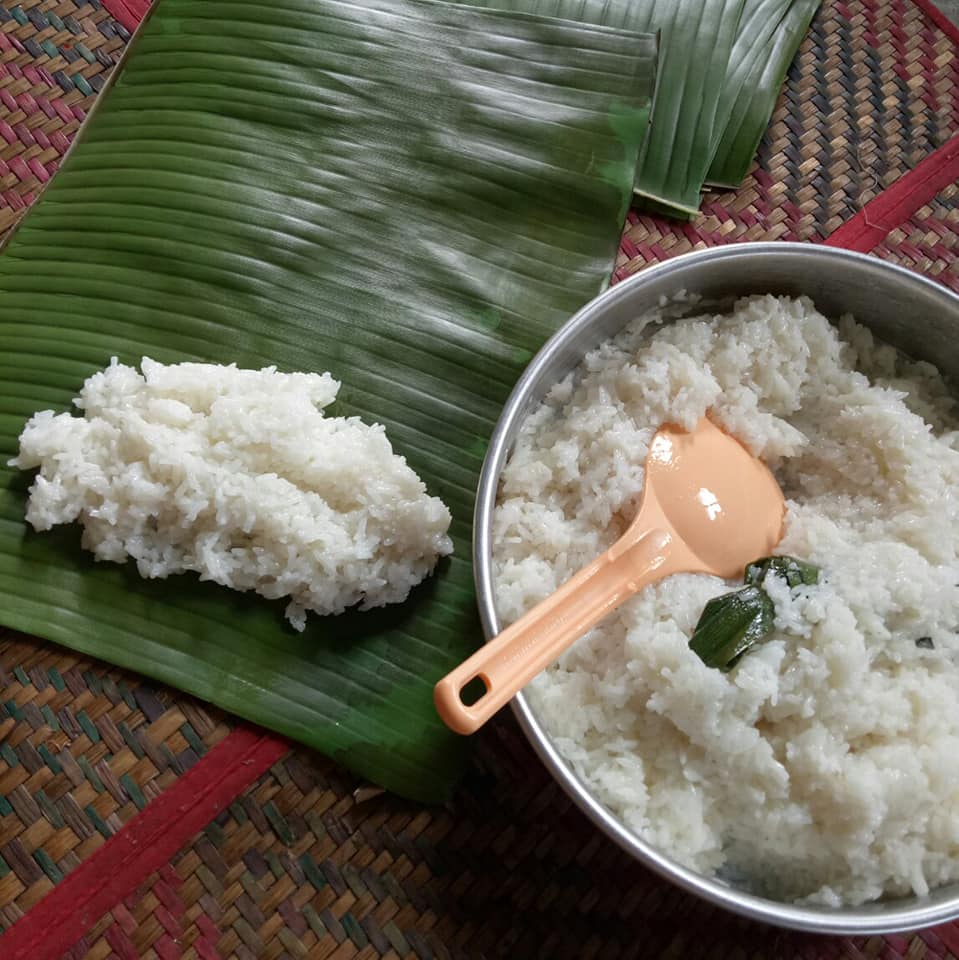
[706,0,822,188]
[629,0,747,217]
[0,0,657,801]
[473,0,818,214]
[482,0,744,216]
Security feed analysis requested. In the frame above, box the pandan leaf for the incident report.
[745,556,821,589]
[689,585,775,669]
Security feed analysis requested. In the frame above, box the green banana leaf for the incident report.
[475,0,817,216]
[706,0,822,187]
[470,0,649,28]
[630,0,747,217]
[0,0,656,802]
[485,0,748,217]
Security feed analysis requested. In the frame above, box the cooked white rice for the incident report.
[492,294,959,906]
[11,358,453,630]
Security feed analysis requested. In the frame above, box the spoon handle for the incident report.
[434,528,675,735]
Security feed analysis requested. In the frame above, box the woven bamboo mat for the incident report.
[0,0,957,956]
[873,181,959,290]
[0,0,127,234]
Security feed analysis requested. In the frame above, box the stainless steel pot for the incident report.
[472,243,959,934]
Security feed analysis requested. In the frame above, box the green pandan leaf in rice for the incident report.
[745,555,821,589]
[691,555,820,670]
[688,584,775,670]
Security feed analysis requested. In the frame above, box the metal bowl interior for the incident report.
[472,243,959,935]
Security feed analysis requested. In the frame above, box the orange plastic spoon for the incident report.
[435,417,785,735]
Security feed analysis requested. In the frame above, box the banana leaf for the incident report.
[480,0,747,217]
[706,0,822,188]
[470,0,647,28]
[0,0,657,801]
[630,0,747,217]
[474,0,817,215]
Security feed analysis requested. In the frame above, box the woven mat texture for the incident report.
[0,634,235,931]
[0,0,957,956]
[0,0,127,234]
[873,181,959,290]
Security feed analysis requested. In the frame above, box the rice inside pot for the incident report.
[492,294,959,906]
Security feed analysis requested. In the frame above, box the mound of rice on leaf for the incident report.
[11,358,453,630]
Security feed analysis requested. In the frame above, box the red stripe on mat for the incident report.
[911,0,959,46]
[1,728,288,960]
[102,0,150,33]
[825,134,959,252]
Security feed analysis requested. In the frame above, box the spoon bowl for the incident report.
[644,419,785,578]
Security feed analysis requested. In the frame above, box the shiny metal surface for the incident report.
[472,243,959,934]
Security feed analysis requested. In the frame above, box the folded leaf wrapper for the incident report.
[531,0,820,215]
[0,0,657,801]
[706,0,822,188]
[629,0,747,217]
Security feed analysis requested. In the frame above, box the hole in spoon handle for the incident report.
[434,529,674,735]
